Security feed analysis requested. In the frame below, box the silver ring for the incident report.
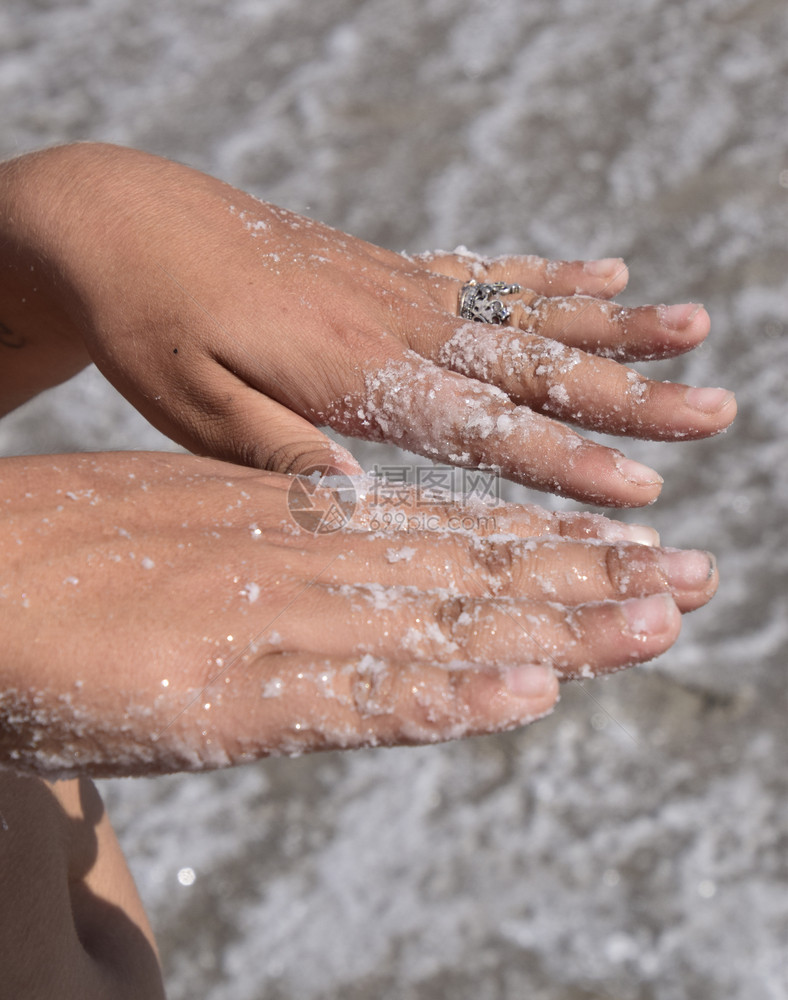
[458,280,521,324]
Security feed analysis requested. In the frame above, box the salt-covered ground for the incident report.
[1,0,787,997]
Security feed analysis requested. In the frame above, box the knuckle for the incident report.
[468,538,516,594]
[502,335,570,408]
[606,304,632,352]
[604,543,662,597]
[430,595,484,660]
[348,657,403,720]
[345,660,473,746]
[403,667,499,741]
[514,291,549,334]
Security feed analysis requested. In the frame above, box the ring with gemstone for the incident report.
[458,280,522,324]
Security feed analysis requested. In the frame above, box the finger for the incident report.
[260,472,661,546]
[413,249,629,299]
[278,587,681,677]
[489,508,660,546]
[350,489,660,545]
[165,586,680,759]
[326,352,664,506]
[407,272,710,364]
[203,651,560,754]
[436,325,737,440]
[505,292,711,361]
[269,533,715,611]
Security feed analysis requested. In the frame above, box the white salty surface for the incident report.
[1,1,787,998]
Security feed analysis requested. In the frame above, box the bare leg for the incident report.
[0,770,165,1000]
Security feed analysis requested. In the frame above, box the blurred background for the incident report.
[1,1,786,997]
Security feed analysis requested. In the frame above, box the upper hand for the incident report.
[3,144,736,506]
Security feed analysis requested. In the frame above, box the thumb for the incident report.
[194,389,364,477]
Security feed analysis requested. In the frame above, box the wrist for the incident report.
[0,144,117,409]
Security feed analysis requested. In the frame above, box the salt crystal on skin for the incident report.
[262,678,284,698]
[385,546,416,563]
[496,414,514,434]
[626,369,648,403]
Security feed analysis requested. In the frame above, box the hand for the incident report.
[0,453,718,777]
[0,144,735,506]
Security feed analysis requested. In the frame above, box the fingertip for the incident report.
[658,303,710,341]
[504,664,559,699]
[617,458,664,488]
[608,458,663,508]
[596,519,661,546]
[724,392,738,424]
[581,257,629,296]
[448,664,560,737]
[684,386,737,416]
[691,304,711,341]
[661,549,719,612]
[557,453,663,509]
[499,664,560,724]
[620,593,681,641]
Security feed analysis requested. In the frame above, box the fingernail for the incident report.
[505,664,555,697]
[618,458,663,487]
[583,257,626,277]
[599,521,660,546]
[661,549,715,588]
[684,387,736,413]
[658,303,703,330]
[621,594,675,636]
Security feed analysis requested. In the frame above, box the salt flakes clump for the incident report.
[328,353,522,466]
[547,384,571,408]
[626,369,648,403]
[228,204,269,237]
[438,322,582,402]
[496,413,514,434]
[438,323,505,380]
[385,546,416,563]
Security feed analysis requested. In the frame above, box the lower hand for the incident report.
[0,453,717,777]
